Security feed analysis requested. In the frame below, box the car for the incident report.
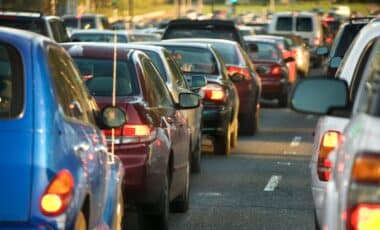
[64,42,200,229]
[270,33,310,78]
[70,29,161,43]
[0,27,126,229]
[161,19,246,49]
[144,42,240,156]
[238,25,256,37]
[317,17,372,77]
[164,38,261,135]
[321,15,341,48]
[245,35,297,86]
[121,43,205,173]
[63,14,110,31]
[290,21,380,229]
[0,10,70,43]
[267,12,323,66]
[245,37,293,107]
[245,21,270,35]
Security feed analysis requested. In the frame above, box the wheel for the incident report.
[170,163,190,212]
[113,190,125,230]
[278,95,288,107]
[139,173,169,230]
[230,118,238,147]
[191,135,202,173]
[239,105,258,136]
[214,123,231,156]
[74,210,87,230]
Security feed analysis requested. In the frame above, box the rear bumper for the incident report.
[201,105,231,137]
[261,78,288,98]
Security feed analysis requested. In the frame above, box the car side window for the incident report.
[165,52,189,89]
[141,56,173,108]
[49,19,69,43]
[353,39,380,115]
[47,45,95,124]
[0,42,23,119]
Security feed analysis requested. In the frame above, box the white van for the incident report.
[268,12,323,65]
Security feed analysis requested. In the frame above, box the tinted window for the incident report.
[0,43,23,118]
[49,20,70,43]
[247,42,281,61]
[331,23,366,58]
[207,42,241,65]
[63,18,78,28]
[143,50,167,81]
[163,46,219,75]
[71,33,128,43]
[0,17,47,36]
[166,53,188,89]
[276,17,292,31]
[73,58,138,97]
[47,46,94,123]
[164,28,238,42]
[296,17,313,32]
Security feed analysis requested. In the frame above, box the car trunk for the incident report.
[0,127,33,221]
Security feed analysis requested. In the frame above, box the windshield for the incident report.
[162,46,219,76]
[0,17,47,36]
[72,58,138,96]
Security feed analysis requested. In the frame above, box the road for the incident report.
[168,107,318,230]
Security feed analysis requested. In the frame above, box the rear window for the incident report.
[162,46,219,76]
[247,42,281,61]
[275,17,293,31]
[143,50,167,81]
[296,17,313,32]
[73,58,139,96]
[0,17,47,36]
[164,28,238,42]
[0,42,23,118]
[71,33,128,43]
[207,42,241,65]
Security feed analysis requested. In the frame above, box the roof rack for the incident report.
[0,9,43,17]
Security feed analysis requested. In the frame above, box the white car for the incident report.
[310,21,380,228]
[291,21,380,230]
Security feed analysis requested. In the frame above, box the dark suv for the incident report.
[162,19,246,49]
[318,17,373,77]
[0,10,70,43]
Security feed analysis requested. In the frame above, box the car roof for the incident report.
[244,35,284,42]
[142,41,213,49]
[122,43,166,53]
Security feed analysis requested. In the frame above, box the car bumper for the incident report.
[261,78,287,98]
[201,105,231,137]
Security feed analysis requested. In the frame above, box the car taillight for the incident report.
[317,131,341,181]
[349,204,380,230]
[226,65,251,80]
[325,37,333,44]
[271,66,282,75]
[40,170,74,216]
[202,83,226,101]
[313,36,322,46]
[347,153,380,230]
[104,124,156,144]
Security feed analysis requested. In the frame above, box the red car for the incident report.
[244,38,294,107]
[64,42,200,229]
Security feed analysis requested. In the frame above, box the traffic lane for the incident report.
[169,108,317,230]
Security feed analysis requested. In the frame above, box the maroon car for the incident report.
[245,38,293,107]
[63,43,200,229]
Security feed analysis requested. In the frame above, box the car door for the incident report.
[46,45,108,227]
[140,55,190,197]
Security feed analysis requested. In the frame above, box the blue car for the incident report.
[0,27,126,229]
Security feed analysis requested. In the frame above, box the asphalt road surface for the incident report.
[168,107,318,230]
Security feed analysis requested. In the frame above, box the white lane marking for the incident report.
[290,136,302,147]
[264,175,282,192]
[197,192,222,197]
[277,162,292,166]
[283,151,297,155]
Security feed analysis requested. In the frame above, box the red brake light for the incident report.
[349,204,380,230]
[40,170,74,216]
[104,124,156,144]
[317,131,342,181]
[351,154,380,184]
[271,66,282,75]
[226,65,251,80]
[202,83,226,101]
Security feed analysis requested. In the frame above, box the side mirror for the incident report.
[316,47,329,56]
[229,73,245,82]
[187,75,207,90]
[290,78,348,115]
[329,56,342,69]
[284,56,295,63]
[101,106,127,128]
[178,92,200,109]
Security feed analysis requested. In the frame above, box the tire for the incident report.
[214,123,231,156]
[170,163,190,212]
[191,136,201,173]
[139,173,169,230]
[278,88,289,108]
[239,105,258,136]
[74,210,87,230]
[230,118,238,147]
